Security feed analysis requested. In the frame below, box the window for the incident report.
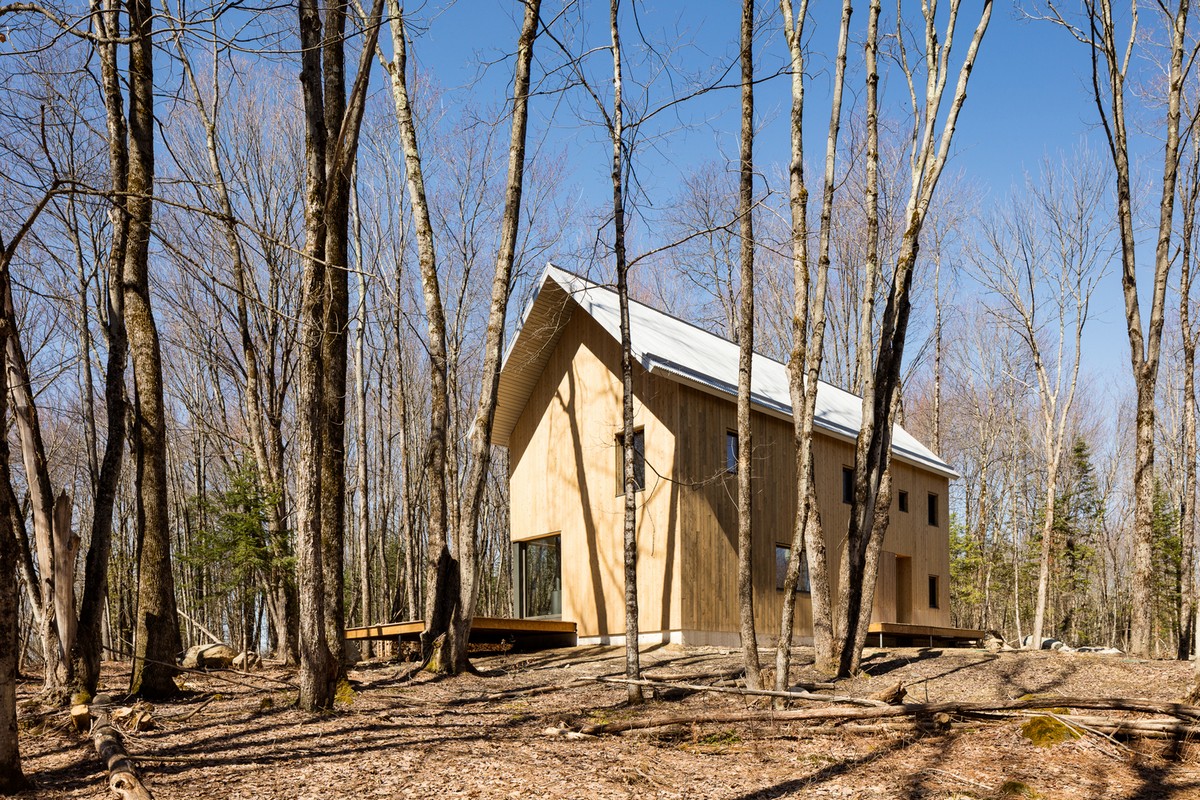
[615,428,646,494]
[726,431,738,474]
[518,536,562,618]
[928,575,940,609]
[775,544,811,593]
[927,492,939,526]
[842,467,854,504]
[898,491,909,513]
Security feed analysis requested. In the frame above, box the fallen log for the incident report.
[92,706,153,800]
[594,676,887,708]
[576,696,1200,736]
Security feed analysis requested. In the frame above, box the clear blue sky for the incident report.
[403,1,1158,388]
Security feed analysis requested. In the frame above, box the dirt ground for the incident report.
[11,644,1200,799]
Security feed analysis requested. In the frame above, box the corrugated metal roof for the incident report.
[494,264,957,479]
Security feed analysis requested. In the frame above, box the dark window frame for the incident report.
[615,427,646,495]
[775,544,811,594]
[927,492,939,527]
[725,430,738,474]
[898,490,909,513]
[928,574,940,609]
[517,534,562,619]
[842,466,854,504]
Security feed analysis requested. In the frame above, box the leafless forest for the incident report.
[2,0,1200,794]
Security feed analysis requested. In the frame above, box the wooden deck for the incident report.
[867,621,985,646]
[345,616,577,648]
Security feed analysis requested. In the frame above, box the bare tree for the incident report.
[735,0,761,689]
[835,0,992,677]
[1046,0,1197,656]
[775,0,854,684]
[970,153,1109,649]
[294,0,382,709]
[449,0,542,672]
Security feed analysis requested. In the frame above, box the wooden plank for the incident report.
[344,617,576,641]
[867,622,985,640]
[471,617,576,634]
[344,621,424,640]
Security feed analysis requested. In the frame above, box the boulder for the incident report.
[1020,635,1064,651]
[232,651,261,670]
[182,643,236,669]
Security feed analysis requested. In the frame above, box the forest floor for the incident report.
[11,643,1200,799]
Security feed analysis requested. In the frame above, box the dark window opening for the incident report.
[842,467,854,504]
[519,536,562,618]
[616,428,646,494]
[775,544,811,593]
[927,492,939,526]
[898,491,909,513]
[726,430,738,474]
[928,575,940,609]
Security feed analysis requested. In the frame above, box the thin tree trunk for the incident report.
[448,0,542,673]
[838,0,992,677]
[735,0,761,690]
[775,0,851,685]
[610,0,641,706]
[381,0,454,669]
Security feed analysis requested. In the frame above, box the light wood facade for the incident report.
[502,269,954,646]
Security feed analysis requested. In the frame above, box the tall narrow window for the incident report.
[775,544,811,593]
[726,431,738,474]
[898,491,909,513]
[927,492,939,526]
[616,428,645,494]
[519,535,562,618]
[842,466,854,504]
[928,575,940,609]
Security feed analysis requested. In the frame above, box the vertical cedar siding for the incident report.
[507,300,952,641]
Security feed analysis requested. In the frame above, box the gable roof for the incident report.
[494,264,957,479]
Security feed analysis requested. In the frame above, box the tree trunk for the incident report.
[448,0,542,673]
[735,0,760,690]
[125,0,182,699]
[0,311,29,793]
[775,0,852,685]
[837,0,992,677]
[381,0,455,670]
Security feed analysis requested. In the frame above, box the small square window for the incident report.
[842,467,854,504]
[927,492,939,526]
[928,575,940,609]
[616,428,645,494]
[726,431,738,474]
[775,544,811,593]
[898,491,909,513]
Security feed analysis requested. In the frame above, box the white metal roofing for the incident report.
[494,264,957,479]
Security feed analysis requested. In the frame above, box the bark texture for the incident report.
[735,0,761,690]
[126,0,182,699]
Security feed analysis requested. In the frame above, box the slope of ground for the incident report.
[11,645,1200,799]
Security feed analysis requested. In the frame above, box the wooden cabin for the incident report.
[492,265,957,647]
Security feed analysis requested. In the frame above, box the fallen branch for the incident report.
[594,676,887,707]
[92,706,153,799]
[577,696,1200,735]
